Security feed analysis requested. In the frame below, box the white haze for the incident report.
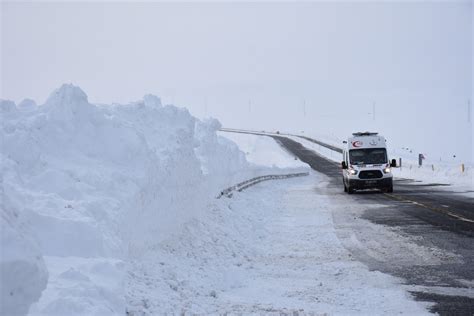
[1,1,473,162]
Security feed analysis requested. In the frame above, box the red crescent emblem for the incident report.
[352,141,363,147]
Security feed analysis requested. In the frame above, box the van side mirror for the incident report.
[341,161,348,169]
[390,159,397,168]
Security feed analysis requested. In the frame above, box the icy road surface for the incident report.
[126,173,431,315]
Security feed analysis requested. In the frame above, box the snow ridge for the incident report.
[0,84,269,315]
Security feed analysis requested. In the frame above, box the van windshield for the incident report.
[349,148,387,165]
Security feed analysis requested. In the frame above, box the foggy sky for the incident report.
[1,1,473,162]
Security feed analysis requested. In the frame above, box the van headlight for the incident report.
[349,169,358,175]
[383,167,391,174]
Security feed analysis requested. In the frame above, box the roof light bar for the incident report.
[352,132,379,136]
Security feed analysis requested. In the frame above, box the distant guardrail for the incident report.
[219,128,269,136]
[219,127,343,154]
[217,172,309,199]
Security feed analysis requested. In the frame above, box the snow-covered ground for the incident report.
[389,149,473,193]
[218,132,306,169]
[126,172,432,315]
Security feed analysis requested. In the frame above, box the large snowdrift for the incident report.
[1,84,292,315]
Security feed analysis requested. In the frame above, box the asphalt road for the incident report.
[271,135,474,315]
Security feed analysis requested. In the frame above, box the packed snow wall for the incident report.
[0,84,261,315]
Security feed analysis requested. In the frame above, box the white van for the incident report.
[341,132,396,194]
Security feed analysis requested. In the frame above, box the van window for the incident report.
[349,148,387,165]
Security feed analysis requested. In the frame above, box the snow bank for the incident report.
[0,84,269,315]
[28,257,125,316]
[389,149,473,191]
[1,168,48,316]
[18,99,37,111]
[0,99,18,115]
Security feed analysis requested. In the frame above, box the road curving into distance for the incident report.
[221,128,474,232]
[220,128,474,315]
[271,135,474,232]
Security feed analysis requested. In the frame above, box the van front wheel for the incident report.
[382,185,393,193]
[347,186,354,194]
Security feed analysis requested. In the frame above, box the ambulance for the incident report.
[341,132,396,194]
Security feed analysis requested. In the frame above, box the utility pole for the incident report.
[468,99,471,123]
[303,99,306,117]
[372,101,376,121]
